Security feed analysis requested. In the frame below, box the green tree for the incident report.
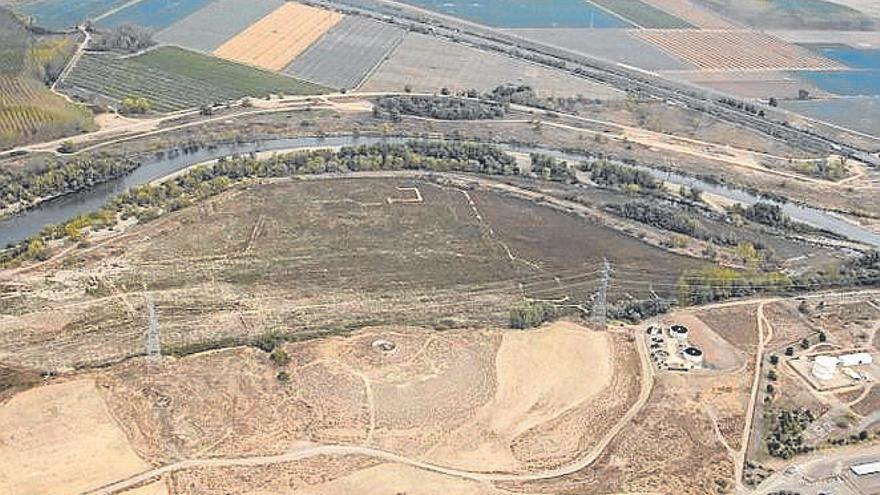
[120,96,150,115]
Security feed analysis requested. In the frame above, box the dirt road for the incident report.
[735,303,768,493]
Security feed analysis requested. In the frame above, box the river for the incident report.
[2,135,879,248]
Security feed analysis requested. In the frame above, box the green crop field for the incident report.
[588,0,694,28]
[0,7,94,151]
[62,47,330,113]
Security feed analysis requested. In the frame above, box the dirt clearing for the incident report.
[0,379,149,495]
[425,322,613,471]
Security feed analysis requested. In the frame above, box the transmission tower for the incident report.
[592,258,612,329]
[145,295,161,363]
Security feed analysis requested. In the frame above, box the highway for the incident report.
[312,0,880,166]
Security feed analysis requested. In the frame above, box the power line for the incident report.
[145,295,161,363]
[592,257,612,329]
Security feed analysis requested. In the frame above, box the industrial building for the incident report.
[839,353,873,367]
[812,355,839,381]
[851,461,880,476]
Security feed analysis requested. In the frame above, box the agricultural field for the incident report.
[95,0,214,30]
[213,2,343,71]
[587,0,694,29]
[769,29,880,48]
[361,32,625,98]
[692,0,878,30]
[283,16,406,90]
[0,7,94,150]
[636,30,845,70]
[668,70,828,99]
[154,0,284,53]
[13,0,128,31]
[641,0,738,28]
[399,0,632,28]
[782,97,880,137]
[503,28,694,71]
[61,47,328,112]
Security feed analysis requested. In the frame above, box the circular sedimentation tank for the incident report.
[682,346,703,364]
[670,324,689,340]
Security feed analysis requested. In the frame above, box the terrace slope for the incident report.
[0,7,94,150]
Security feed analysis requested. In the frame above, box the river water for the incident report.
[2,135,879,248]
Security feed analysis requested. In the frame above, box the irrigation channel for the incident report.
[2,135,880,248]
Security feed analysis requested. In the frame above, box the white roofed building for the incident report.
[851,460,880,476]
[838,353,873,367]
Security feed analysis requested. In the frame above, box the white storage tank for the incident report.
[682,346,704,365]
[811,355,838,381]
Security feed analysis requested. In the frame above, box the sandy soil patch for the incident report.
[426,321,612,471]
[0,379,149,495]
[297,463,521,495]
[122,479,169,495]
[213,3,343,71]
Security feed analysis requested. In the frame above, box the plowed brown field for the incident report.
[636,29,844,71]
[213,2,343,71]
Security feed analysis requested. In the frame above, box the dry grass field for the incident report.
[637,30,844,71]
[98,323,635,473]
[0,177,702,371]
[851,386,880,416]
[506,377,738,494]
[0,379,150,495]
[763,301,815,349]
[213,2,343,71]
[803,299,880,349]
[693,304,760,354]
[0,321,639,494]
